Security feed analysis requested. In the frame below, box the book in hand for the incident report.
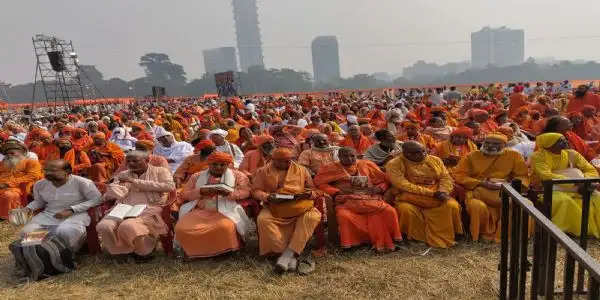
[22,230,49,246]
[107,204,147,220]
[275,194,295,200]
[199,184,234,193]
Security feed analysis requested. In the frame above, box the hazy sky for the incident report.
[2,0,600,84]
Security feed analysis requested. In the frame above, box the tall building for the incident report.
[311,36,341,84]
[202,47,238,74]
[231,0,264,72]
[471,26,524,68]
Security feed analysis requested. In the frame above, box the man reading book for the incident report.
[20,159,102,252]
[174,152,251,258]
[96,150,175,263]
[252,147,323,273]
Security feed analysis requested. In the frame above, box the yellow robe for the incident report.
[385,155,462,248]
[531,149,600,237]
[453,149,529,241]
[434,139,477,177]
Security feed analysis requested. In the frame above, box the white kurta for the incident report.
[215,142,244,169]
[23,175,102,251]
[153,141,194,173]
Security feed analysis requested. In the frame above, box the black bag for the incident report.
[9,235,75,281]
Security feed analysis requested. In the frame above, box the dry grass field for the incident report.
[1,221,599,300]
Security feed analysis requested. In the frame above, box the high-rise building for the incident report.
[202,47,238,74]
[311,36,341,84]
[471,26,524,68]
[231,0,264,72]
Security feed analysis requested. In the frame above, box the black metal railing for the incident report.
[499,179,600,299]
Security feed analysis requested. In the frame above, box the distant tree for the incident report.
[139,53,186,85]
[79,65,104,83]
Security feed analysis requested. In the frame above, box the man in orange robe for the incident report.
[85,132,125,184]
[0,142,43,218]
[298,134,339,176]
[386,141,463,248]
[30,130,55,164]
[314,147,402,251]
[239,135,275,177]
[115,140,169,174]
[397,121,438,152]
[46,138,91,175]
[340,125,373,157]
[131,122,154,141]
[567,85,600,113]
[252,148,322,272]
[174,152,251,258]
[174,140,216,187]
[434,127,478,177]
[470,109,498,134]
[72,128,93,151]
[454,134,529,242]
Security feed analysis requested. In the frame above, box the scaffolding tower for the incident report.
[32,34,84,108]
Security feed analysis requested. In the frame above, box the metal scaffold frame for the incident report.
[32,34,85,110]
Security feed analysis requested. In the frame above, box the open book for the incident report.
[22,230,49,246]
[107,204,147,220]
[199,184,234,193]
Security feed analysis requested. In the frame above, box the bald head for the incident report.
[312,133,329,149]
[44,159,71,184]
[402,141,426,162]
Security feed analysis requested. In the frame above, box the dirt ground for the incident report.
[0,221,599,300]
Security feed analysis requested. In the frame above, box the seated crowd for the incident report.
[5,81,600,278]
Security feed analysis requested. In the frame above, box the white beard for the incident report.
[481,147,506,156]
[3,156,24,169]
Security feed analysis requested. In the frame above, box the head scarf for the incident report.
[271,147,295,160]
[206,152,233,164]
[131,122,144,130]
[346,115,358,124]
[93,132,106,140]
[496,126,514,141]
[155,126,174,139]
[39,130,52,138]
[451,127,473,138]
[253,135,275,147]
[209,129,228,138]
[194,139,215,152]
[536,133,563,149]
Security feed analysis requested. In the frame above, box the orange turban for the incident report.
[194,139,215,152]
[74,128,87,135]
[470,109,488,118]
[271,147,295,160]
[39,130,52,138]
[136,140,155,151]
[253,135,274,147]
[451,126,473,138]
[131,122,144,129]
[93,132,106,140]
[496,126,514,140]
[61,126,74,134]
[206,152,233,164]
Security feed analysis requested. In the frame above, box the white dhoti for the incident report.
[20,212,90,252]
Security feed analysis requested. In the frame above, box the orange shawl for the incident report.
[340,135,373,155]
